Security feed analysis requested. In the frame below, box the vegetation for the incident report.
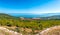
[0,13,60,35]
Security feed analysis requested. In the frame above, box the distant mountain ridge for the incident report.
[39,15,60,20]
[47,15,60,19]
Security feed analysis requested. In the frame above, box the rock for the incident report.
[0,27,22,35]
[40,26,60,35]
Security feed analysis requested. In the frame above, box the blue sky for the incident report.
[0,0,60,14]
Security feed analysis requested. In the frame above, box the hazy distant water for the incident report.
[8,13,60,18]
[10,14,41,18]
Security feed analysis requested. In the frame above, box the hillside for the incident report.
[0,13,60,35]
[0,13,20,26]
[0,13,19,19]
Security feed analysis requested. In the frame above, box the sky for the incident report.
[0,0,60,15]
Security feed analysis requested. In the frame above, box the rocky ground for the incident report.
[40,26,60,35]
[0,26,60,35]
[0,27,22,35]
